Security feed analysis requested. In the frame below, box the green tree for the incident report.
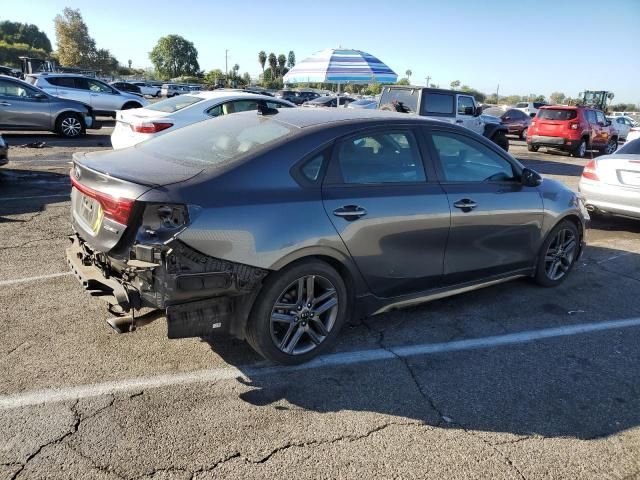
[460,85,486,103]
[204,68,224,87]
[0,21,52,52]
[0,40,48,67]
[287,50,296,69]
[396,78,410,85]
[405,69,412,82]
[242,72,251,85]
[268,52,277,78]
[450,80,461,90]
[549,92,566,105]
[277,54,286,77]
[149,34,199,79]
[54,8,97,67]
[258,50,267,74]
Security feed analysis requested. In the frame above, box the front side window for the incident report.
[266,101,293,109]
[0,80,38,98]
[87,79,114,94]
[336,131,426,184]
[585,110,597,124]
[431,132,515,182]
[595,111,607,125]
[457,96,475,115]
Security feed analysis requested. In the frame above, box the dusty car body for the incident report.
[66,108,588,364]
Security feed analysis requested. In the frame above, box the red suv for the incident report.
[527,106,618,158]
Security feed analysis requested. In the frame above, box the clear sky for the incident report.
[4,0,639,103]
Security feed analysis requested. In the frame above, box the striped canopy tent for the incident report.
[283,48,397,105]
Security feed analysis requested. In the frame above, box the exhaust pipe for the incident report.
[106,309,164,334]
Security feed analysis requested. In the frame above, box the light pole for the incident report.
[425,75,431,87]
[225,49,229,86]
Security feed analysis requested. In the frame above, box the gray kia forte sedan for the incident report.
[66,108,588,364]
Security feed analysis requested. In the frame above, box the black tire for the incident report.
[527,144,539,152]
[533,220,580,287]
[55,112,84,138]
[600,137,618,155]
[493,131,509,151]
[245,259,349,365]
[572,138,587,158]
[122,102,142,110]
[519,127,528,140]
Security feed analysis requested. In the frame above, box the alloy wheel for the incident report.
[544,228,577,281]
[605,139,617,155]
[578,141,587,157]
[61,117,82,137]
[270,275,339,355]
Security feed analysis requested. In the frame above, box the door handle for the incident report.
[453,199,478,211]
[90,93,99,97]
[333,205,367,219]
[455,119,464,124]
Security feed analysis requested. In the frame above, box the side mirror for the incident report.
[503,116,510,121]
[521,167,542,187]
[474,106,482,117]
[464,106,474,116]
[33,92,47,100]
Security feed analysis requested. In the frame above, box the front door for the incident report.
[0,78,51,129]
[456,95,483,135]
[427,129,544,284]
[322,128,450,298]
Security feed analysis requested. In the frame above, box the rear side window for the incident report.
[301,154,325,182]
[336,131,426,184]
[533,102,546,109]
[48,77,76,88]
[379,88,419,113]
[148,95,202,113]
[421,93,454,115]
[538,109,577,121]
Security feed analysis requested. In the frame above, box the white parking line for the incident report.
[1,193,70,201]
[0,272,72,286]
[2,317,639,410]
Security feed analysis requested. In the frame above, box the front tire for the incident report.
[533,220,580,287]
[246,260,349,365]
[601,138,618,155]
[56,113,84,138]
[527,144,539,152]
[493,131,509,151]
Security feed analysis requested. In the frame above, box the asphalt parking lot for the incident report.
[1,125,640,480]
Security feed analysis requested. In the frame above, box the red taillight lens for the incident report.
[71,176,135,225]
[582,160,599,181]
[569,122,579,130]
[130,122,173,134]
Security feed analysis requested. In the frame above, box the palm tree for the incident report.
[268,53,277,78]
[277,54,287,78]
[233,63,240,77]
[406,69,412,82]
[258,51,267,74]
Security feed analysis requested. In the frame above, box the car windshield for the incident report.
[137,112,295,167]
[146,95,203,113]
[379,88,419,113]
[352,99,375,105]
[537,109,577,120]
[617,138,640,155]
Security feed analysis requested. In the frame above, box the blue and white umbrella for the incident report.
[283,48,397,85]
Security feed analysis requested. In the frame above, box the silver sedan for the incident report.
[579,139,640,219]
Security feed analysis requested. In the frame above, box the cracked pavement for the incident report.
[1,131,640,479]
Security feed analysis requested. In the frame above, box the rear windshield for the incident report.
[515,103,528,108]
[617,138,640,155]
[379,88,419,113]
[146,95,203,113]
[537,108,577,120]
[137,112,295,167]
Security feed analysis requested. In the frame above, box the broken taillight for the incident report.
[581,160,599,181]
[71,176,135,225]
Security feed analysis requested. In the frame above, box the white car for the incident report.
[514,101,547,118]
[130,82,161,97]
[579,138,640,219]
[627,126,640,143]
[608,116,638,141]
[110,91,296,149]
[25,73,148,116]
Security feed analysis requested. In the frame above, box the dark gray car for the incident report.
[0,75,97,137]
[65,108,588,364]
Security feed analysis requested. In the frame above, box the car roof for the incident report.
[258,107,447,129]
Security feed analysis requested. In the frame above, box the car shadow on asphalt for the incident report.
[1,131,113,148]
[519,158,586,177]
[201,241,640,440]
[0,168,70,221]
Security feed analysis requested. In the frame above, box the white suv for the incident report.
[130,81,161,97]
[25,74,148,116]
[514,101,547,117]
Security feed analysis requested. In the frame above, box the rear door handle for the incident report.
[333,205,367,219]
[453,199,478,211]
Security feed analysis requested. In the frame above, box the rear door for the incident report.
[51,76,92,105]
[322,127,450,297]
[426,128,543,284]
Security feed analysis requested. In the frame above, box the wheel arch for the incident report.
[122,101,143,110]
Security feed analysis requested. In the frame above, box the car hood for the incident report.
[120,91,149,104]
[73,148,204,187]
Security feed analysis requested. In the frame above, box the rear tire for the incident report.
[55,113,84,138]
[601,138,618,155]
[493,131,509,151]
[533,220,580,287]
[571,139,587,158]
[519,127,528,140]
[245,260,349,365]
[527,144,539,152]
